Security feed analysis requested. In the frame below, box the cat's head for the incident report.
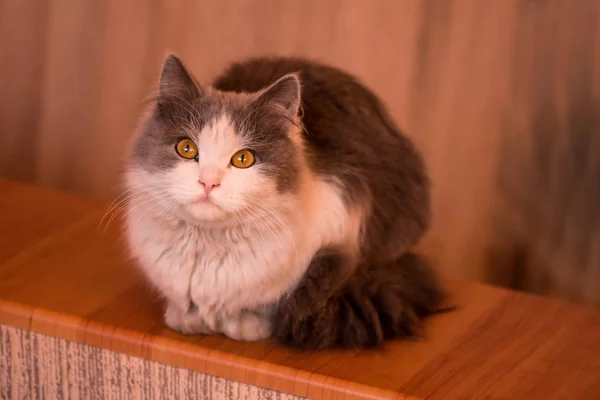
[126,54,304,224]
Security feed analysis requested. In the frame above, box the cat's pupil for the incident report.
[184,144,190,152]
[239,154,245,162]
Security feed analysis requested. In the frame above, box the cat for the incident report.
[123,54,446,350]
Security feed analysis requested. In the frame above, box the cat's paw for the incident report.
[164,301,213,335]
[221,312,273,342]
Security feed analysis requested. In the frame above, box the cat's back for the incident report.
[212,56,375,111]
[212,57,394,141]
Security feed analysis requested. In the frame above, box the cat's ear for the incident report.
[157,54,201,104]
[254,73,302,116]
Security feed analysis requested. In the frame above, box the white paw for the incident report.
[221,312,273,342]
[164,302,213,335]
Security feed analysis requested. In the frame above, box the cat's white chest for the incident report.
[125,208,312,317]
[188,224,306,312]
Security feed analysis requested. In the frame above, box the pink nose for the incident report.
[199,179,220,195]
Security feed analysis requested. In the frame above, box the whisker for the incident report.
[99,183,175,229]
[103,190,177,232]
[119,192,177,228]
[99,184,177,231]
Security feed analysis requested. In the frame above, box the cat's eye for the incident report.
[175,139,198,160]
[230,149,255,169]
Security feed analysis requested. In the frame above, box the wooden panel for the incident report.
[491,0,600,303]
[0,179,599,400]
[0,1,49,181]
[1,325,305,400]
[0,0,599,299]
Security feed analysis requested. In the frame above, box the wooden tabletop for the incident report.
[1,177,599,400]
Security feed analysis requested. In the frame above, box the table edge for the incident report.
[0,299,421,400]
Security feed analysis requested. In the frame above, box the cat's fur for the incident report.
[124,54,445,350]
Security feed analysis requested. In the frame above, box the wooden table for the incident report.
[1,178,599,400]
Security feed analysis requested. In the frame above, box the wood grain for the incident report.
[1,179,599,399]
[1,324,306,400]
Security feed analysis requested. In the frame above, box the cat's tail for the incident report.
[272,252,452,350]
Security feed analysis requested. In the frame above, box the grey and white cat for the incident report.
[124,54,445,350]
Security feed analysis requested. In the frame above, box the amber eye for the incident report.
[230,149,256,169]
[175,139,198,159]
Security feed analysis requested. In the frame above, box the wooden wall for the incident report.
[1,0,599,302]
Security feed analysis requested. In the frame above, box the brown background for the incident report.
[1,0,599,303]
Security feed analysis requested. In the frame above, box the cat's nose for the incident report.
[199,179,220,195]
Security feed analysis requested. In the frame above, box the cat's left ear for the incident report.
[254,73,302,116]
[157,54,202,104]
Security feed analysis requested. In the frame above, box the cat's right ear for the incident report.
[253,73,302,117]
[157,54,201,106]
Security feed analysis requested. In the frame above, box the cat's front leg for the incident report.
[163,300,214,335]
[220,309,274,342]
